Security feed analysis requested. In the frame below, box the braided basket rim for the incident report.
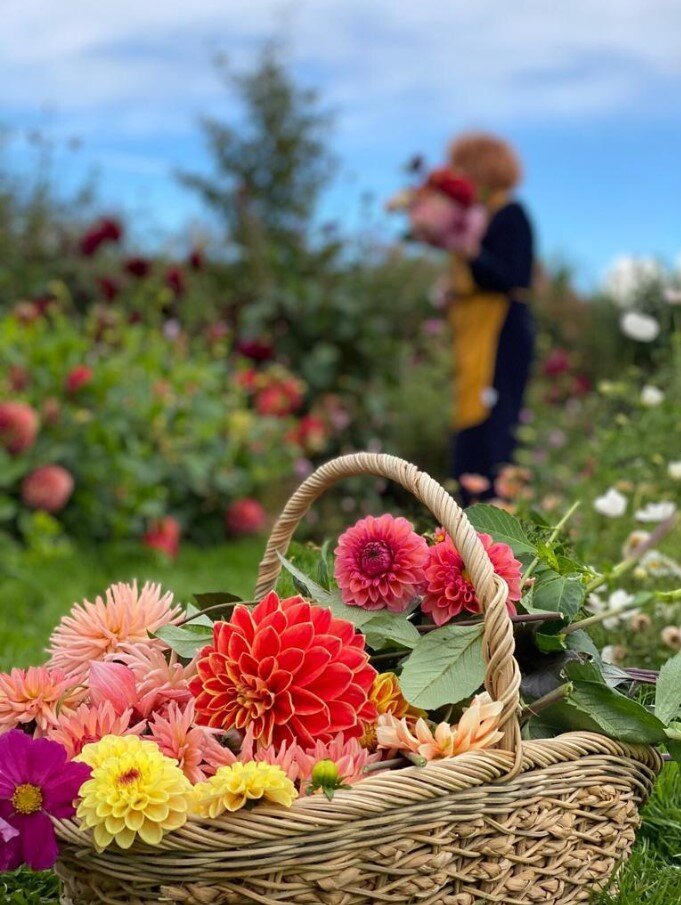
[54,731,662,853]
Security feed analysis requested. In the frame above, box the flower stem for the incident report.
[521,500,581,583]
[564,587,681,636]
[520,683,572,724]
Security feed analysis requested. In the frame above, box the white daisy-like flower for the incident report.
[640,385,664,407]
[635,501,677,522]
[602,256,660,308]
[668,461,681,481]
[620,311,660,343]
[593,488,627,518]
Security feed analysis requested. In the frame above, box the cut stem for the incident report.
[520,683,572,724]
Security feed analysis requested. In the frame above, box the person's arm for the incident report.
[468,204,532,292]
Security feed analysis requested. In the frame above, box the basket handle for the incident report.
[255,452,521,754]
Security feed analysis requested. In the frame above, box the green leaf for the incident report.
[193,591,243,609]
[466,504,537,555]
[399,624,485,710]
[278,554,335,605]
[536,629,567,653]
[362,614,420,651]
[655,652,681,725]
[667,738,681,765]
[155,622,214,658]
[532,572,584,622]
[562,661,669,745]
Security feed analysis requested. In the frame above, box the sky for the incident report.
[2,0,681,287]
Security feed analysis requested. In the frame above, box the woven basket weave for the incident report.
[55,453,662,905]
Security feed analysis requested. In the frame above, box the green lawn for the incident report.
[0,538,265,670]
[0,539,679,902]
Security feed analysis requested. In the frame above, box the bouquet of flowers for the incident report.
[387,166,487,253]
[1,494,679,889]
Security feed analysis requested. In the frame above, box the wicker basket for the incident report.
[55,453,662,905]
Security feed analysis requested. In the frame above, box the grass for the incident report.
[0,538,265,670]
[0,540,679,901]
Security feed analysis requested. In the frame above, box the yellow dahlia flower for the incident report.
[76,734,192,850]
[193,761,297,819]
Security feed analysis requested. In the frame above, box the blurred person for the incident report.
[447,132,535,505]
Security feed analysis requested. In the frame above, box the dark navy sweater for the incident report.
[469,201,534,294]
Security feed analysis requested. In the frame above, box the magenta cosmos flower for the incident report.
[0,730,90,871]
[421,532,522,626]
[334,514,429,611]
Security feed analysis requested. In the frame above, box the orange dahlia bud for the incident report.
[369,672,425,722]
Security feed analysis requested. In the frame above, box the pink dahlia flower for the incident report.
[421,532,521,625]
[225,498,266,536]
[0,730,91,871]
[238,726,303,784]
[148,701,235,783]
[48,581,182,681]
[64,365,93,394]
[142,515,182,558]
[0,666,82,736]
[0,402,39,456]
[111,642,194,718]
[21,465,74,513]
[46,701,145,759]
[334,514,428,611]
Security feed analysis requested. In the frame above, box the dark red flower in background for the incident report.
[225,498,266,536]
[165,266,185,296]
[124,256,151,278]
[236,338,275,362]
[0,402,39,455]
[289,414,328,454]
[142,516,182,558]
[65,365,93,395]
[541,348,572,377]
[21,465,74,513]
[78,217,123,257]
[97,276,120,302]
[8,366,30,393]
[188,249,204,270]
[255,379,304,418]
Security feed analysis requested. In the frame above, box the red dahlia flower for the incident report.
[425,168,476,207]
[0,730,90,871]
[65,365,93,394]
[0,402,39,455]
[334,514,429,612]
[421,532,522,625]
[21,465,74,513]
[225,498,266,536]
[190,592,377,748]
[142,516,182,558]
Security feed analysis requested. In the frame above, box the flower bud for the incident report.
[311,759,340,789]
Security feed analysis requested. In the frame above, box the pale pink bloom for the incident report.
[48,581,182,681]
[296,734,381,789]
[459,473,491,495]
[0,666,83,736]
[46,700,144,758]
[112,642,195,718]
[148,700,235,783]
[88,661,138,714]
[334,514,428,611]
[238,725,303,784]
[377,693,503,761]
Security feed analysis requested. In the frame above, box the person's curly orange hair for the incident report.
[449,132,522,193]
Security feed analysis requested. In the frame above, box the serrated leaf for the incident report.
[532,572,584,622]
[655,652,681,725]
[362,614,420,651]
[193,591,243,609]
[155,622,214,658]
[562,661,669,745]
[466,504,536,555]
[278,554,335,605]
[399,624,485,709]
[182,603,215,628]
[536,629,567,653]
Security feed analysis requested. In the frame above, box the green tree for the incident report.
[179,44,336,288]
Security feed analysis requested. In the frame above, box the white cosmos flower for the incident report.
[601,589,637,629]
[593,488,627,518]
[620,311,660,343]
[640,385,664,406]
[663,287,681,305]
[635,501,677,522]
[640,550,681,579]
[668,461,681,481]
[601,645,623,665]
[602,256,660,309]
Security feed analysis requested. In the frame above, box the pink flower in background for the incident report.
[0,666,82,735]
[165,266,185,296]
[541,348,571,377]
[21,465,74,513]
[255,380,303,417]
[0,730,90,871]
[47,701,144,759]
[459,473,491,496]
[48,581,182,681]
[65,365,93,394]
[290,414,328,454]
[296,735,379,789]
[421,532,521,625]
[113,643,194,718]
[225,498,266,536]
[8,365,30,393]
[0,402,39,455]
[148,701,235,783]
[142,516,182,558]
[334,514,428,611]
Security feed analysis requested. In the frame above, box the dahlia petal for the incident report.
[327,700,359,731]
[252,625,280,661]
[290,688,326,715]
[310,663,353,698]
[294,647,332,686]
[275,648,305,673]
[279,622,314,651]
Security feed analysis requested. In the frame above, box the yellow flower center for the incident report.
[12,783,43,815]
